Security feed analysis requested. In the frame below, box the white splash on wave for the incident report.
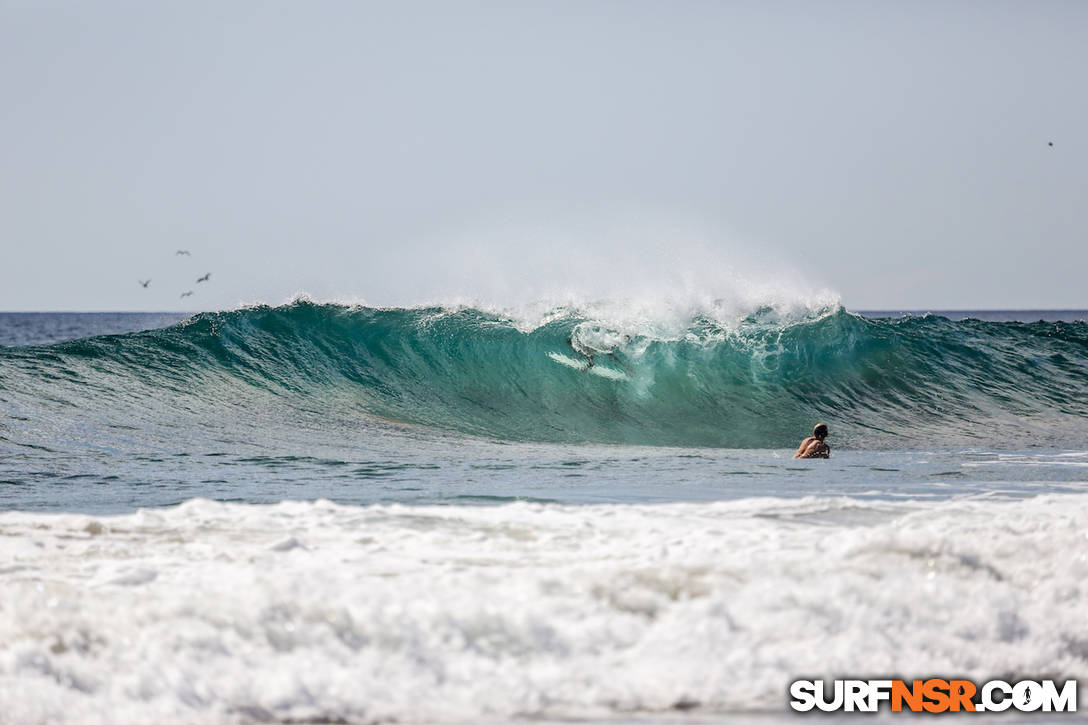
[230,210,843,341]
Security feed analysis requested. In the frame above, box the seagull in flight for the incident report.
[196,273,211,283]
[180,291,193,298]
[176,250,191,256]
[138,279,151,288]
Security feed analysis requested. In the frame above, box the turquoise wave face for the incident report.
[2,301,1087,448]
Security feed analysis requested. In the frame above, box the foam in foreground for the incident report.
[2,494,1086,723]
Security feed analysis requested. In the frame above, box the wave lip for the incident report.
[2,300,1087,448]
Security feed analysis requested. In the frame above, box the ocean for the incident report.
[1,302,1087,724]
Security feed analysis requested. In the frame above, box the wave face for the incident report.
[2,301,1088,448]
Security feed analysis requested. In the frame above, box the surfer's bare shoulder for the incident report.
[793,437,830,459]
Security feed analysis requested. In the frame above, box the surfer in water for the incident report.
[566,335,631,373]
[794,423,830,459]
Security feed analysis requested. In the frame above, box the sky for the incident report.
[1,0,1085,312]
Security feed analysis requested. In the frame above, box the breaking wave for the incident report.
[2,300,1087,448]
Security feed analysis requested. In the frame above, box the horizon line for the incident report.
[2,307,1088,314]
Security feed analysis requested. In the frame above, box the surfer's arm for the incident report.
[795,439,830,459]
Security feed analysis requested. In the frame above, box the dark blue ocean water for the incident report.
[0,312,191,347]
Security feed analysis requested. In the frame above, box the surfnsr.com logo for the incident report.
[789,679,1077,713]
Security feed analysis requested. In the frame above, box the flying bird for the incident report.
[1048,141,1054,147]
[176,250,191,256]
[196,273,211,283]
[138,279,151,288]
[180,291,193,298]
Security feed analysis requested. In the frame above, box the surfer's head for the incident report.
[813,422,829,440]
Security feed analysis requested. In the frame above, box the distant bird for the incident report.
[1048,141,1054,147]
[138,279,151,288]
[176,250,191,256]
[196,273,211,283]
[180,291,193,298]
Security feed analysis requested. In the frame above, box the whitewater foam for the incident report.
[1,494,1087,724]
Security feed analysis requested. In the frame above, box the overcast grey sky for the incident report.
[1,0,1085,311]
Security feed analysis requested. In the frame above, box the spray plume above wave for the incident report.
[2,294,1087,449]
